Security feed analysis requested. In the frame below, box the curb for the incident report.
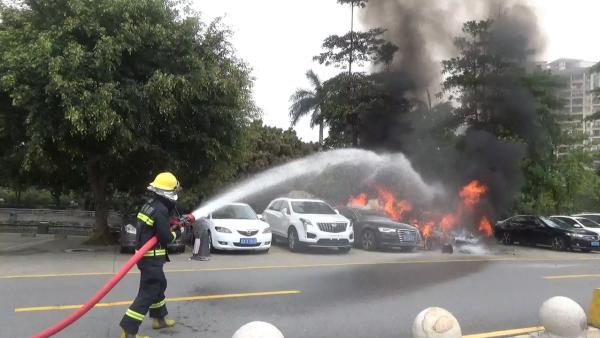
[511,327,600,337]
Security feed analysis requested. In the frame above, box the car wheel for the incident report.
[401,246,417,253]
[361,229,377,251]
[261,248,270,254]
[582,249,592,253]
[502,232,513,245]
[338,247,351,253]
[551,236,566,251]
[288,227,301,252]
[119,246,128,254]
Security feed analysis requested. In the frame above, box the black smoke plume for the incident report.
[357,0,547,220]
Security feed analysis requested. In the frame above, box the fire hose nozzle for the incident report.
[179,214,195,227]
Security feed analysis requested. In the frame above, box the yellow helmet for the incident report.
[148,172,180,201]
[149,172,179,192]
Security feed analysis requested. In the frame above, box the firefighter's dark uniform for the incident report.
[120,196,180,334]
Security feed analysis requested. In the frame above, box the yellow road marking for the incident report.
[544,273,600,280]
[14,290,301,313]
[3,256,600,280]
[463,326,544,338]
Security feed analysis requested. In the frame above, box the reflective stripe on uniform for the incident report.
[149,299,166,309]
[143,249,166,257]
[137,213,154,226]
[125,308,145,321]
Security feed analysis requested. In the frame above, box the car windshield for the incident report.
[577,218,600,228]
[579,215,600,224]
[212,205,257,220]
[291,201,336,214]
[543,217,574,229]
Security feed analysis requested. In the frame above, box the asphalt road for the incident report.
[2,234,600,338]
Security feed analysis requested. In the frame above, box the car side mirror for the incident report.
[257,214,264,220]
[334,209,340,214]
[282,207,289,215]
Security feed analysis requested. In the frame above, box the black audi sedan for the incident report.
[337,206,421,251]
[494,215,600,252]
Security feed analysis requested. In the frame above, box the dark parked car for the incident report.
[337,206,421,251]
[494,215,600,252]
[119,222,186,254]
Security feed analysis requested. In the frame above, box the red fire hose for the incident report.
[31,236,158,338]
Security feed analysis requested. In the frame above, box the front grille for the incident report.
[317,222,347,233]
[238,230,259,236]
[398,229,418,242]
[233,242,261,247]
[316,239,350,246]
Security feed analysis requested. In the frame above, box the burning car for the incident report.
[337,206,421,252]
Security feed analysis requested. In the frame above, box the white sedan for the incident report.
[206,203,272,252]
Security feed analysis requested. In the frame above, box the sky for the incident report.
[194,0,600,143]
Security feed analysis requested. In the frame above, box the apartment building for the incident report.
[547,58,600,154]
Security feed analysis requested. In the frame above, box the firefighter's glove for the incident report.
[169,217,182,231]
[173,228,182,239]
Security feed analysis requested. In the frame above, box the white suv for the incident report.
[262,198,353,252]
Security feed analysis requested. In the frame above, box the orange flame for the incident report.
[348,193,368,207]
[460,180,488,210]
[344,179,493,243]
[374,185,412,221]
[478,216,493,237]
[440,213,459,231]
[418,221,434,239]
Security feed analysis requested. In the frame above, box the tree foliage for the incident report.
[313,28,390,70]
[239,120,317,176]
[336,0,368,8]
[0,0,256,240]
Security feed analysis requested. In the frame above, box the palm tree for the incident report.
[289,70,325,147]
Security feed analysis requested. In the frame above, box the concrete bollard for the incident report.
[539,296,586,338]
[412,307,461,338]
[232,321,284,338]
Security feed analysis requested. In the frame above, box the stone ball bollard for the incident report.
[412,307,462,338]
[232,321,284,338]
[539,296,586,338]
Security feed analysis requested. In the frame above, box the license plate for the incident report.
[240,238,257,244]
[592,241,599,247]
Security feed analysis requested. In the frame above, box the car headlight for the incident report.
[300,218,313,231]
[124,224,136,235]
[263,227,272,234]
[568,233,585,238]
[378,227,396,233]
[215,226,232,233]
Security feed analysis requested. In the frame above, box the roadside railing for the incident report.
[0,208,122,235]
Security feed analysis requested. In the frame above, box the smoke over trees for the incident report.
[305,0,600,217]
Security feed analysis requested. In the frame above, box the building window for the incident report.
[572,98,584,105]
[572,106,583,113]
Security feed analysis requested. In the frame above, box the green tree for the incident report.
[335,0,369,74]
[0,0,256,241]
[289,70,326,147]
[239,120,316,175]
[441,20,565,161]
[313,28,390,71]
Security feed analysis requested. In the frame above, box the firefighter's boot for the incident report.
[152,317,176,329]
[120,329,149,338]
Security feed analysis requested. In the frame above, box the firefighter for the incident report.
[119,172,194,338]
